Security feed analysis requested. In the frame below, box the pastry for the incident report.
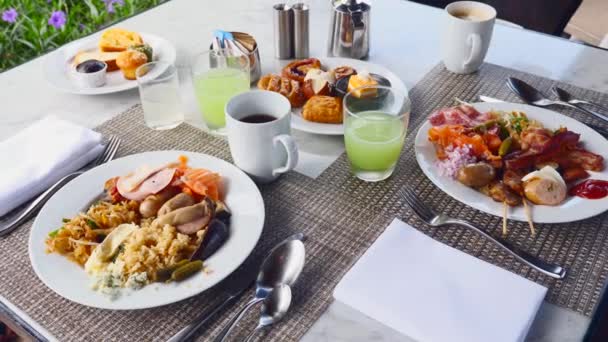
[116,50,148,80]
[73,50,121,72]
[333,66,356,80]
[302,95,343,124]
[99,28,144,52]
[302,69,335,99]
[347,70,378,98]
[281,58,322,83]
[257,74,306,107]
[128,44,153,62]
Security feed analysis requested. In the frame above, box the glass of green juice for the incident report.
[344,85,411,182]
[191,49,250,135]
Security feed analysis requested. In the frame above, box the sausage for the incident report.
[139,187,180,218]
[153,198,216,234]
[456,163,495,188]
[158,193,196,216]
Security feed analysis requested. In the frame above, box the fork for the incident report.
[400,187,567,279]
[0,136,121,237]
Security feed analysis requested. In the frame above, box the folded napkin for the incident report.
[334,219,547,342]
[0,116,103,216]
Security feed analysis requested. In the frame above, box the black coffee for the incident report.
[240,114,277,124]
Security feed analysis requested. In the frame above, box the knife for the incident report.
[167,232,306,342]
[478,95,608,137]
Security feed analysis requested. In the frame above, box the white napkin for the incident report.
[0,116,103,216]
[334,218,547,342]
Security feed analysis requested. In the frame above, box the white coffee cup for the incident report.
[442,1,496,74]
[225,90,299,183]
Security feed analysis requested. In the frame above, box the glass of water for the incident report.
[344,85,411,182]
[136,61,184,130]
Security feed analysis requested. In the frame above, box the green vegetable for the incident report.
[498,137,513,156]
[171,260,203,282]
[62,218,71,223]
[85,218,100,229]
[510,116,529,133]
[110,244,126,263]
[472,120,497,133]
[129,44,153,62]
[156,259,190,282]
[48,228,62,238]
[497,122,510,140]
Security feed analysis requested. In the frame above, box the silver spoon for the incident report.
[551,86,608,116]
[506,77,608,123]
[214,239,305,342]
[243,284,292,342]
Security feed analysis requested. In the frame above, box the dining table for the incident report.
[1,0,608,341]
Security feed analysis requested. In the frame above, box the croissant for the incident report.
[257,74,306,107]
[281,58,322,83]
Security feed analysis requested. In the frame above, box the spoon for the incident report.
[551,86,608,116]
[243,284,292,342]
[214,239,305,342]
[507,77,608,123]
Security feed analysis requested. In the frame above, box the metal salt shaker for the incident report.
[327,0,371,59]
[273,4,294,59]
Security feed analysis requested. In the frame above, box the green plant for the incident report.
[0,0,164,72]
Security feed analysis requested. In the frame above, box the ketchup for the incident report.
[569,180,608,199]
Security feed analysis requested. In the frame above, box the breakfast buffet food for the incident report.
[302,96,343,124]
[427,104,605,234]
[70,28,153,85]
[99,28,144,52]
[45,156,230,298]
[116,50,148,80]
[257,58,388,124]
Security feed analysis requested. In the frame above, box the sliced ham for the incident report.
[118,168,176,201]
[428,105,488,127]
[117,164,169,193]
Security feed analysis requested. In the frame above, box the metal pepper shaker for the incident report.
[292,3,310,58]
[273,4,294,59]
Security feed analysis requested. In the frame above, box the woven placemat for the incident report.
[0,62,607,341]
[0,106,394,342]
[316,62,608,317]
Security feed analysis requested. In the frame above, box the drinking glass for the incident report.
[344,85,411,182]
[136,62,184,130]
[191,49,250,135]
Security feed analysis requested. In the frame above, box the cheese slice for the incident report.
[84,224,137,275]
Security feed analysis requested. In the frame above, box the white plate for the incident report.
[290,57,408,135]
[44,32,177,95]
[29,151,264,310]
[414,102,608,223]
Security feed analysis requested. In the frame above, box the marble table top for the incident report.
[1,0,607,340]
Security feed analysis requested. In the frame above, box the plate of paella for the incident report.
[29,151,264,310]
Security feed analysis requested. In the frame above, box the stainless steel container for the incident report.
[327,0,370,59]
[293,3,309,58]
[273,3,294,59]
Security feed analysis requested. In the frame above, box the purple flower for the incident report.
[2,8,18,23]
[48,10,66,29]
[103,0,124,13]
